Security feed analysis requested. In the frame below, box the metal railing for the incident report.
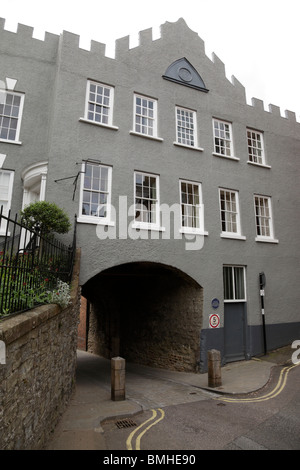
[0,209,76,317]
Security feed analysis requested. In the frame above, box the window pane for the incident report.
[223,266,245,301]
[87,82,112,124]
[82,164,110,218]
[247,129,264,164]
[92,178,100,191]
[0,172,10,199]
[100,177,108,192]
[82,203,89,215]
[220,189,239,233]
[82,190,90,202]
[254,196,272,237]
[180,181,201,229]
[134,95,156,136]
[0,170,13,233]
[223,267,233,300]
[0,92,22,141]
[234,267,245,299]
[134,172,158,224]
[84,176,91,189]
[92,165,100,179]
[8,129,16,140]
[176,107,196,146]
[91,192,99,204]
[214,119,232,156]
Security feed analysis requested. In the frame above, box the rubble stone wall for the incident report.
[0,250,80,450]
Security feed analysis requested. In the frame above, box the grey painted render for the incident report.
[0,18,299,366]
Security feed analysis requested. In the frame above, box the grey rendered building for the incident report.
[0,18,299,372]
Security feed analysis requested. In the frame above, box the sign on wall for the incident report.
[209,313,220,329]
[211,298,220,309]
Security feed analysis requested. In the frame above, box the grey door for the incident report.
[223,266,247,362]
[224,302,247,362]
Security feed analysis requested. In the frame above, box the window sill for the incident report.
[221,233,246,240]
[79,118,119,131]
[174,142,204,152]
[131,223,166,232]
[0,138,22,145]
[224,299,247,303]
[213,152,239,161]
[130,131,164,142]
[255,236,279,244]
[247,161,271,169]
[180,228,208,236]
[77,216,115,226]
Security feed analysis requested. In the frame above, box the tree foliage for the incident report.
[20,201,71,235]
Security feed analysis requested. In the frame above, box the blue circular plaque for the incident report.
[211,298,220,309]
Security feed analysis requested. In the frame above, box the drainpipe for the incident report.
[259,272,267,355]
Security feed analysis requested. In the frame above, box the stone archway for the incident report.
[81,262,203,372]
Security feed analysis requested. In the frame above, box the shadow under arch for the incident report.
[81,261,203,372]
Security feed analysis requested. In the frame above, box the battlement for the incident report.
[0,17,298,123]
[0,17,59,46]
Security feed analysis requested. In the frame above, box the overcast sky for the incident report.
[1,0,299,119]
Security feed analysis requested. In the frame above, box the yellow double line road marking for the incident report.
[126,408,165,450]
[217,363,299,403]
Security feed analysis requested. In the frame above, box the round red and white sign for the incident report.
[209,313,220,328]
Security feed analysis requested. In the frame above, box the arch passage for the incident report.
[81,262,203,372]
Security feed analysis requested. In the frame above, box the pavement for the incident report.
[44,345,294,450]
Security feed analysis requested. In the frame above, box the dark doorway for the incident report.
[82,262,203,372]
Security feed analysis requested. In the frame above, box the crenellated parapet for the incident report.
[0,16,298,123]
[0,17,58,45]
[0,17,59,62]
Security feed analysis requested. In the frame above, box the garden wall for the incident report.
[0,249,81,450]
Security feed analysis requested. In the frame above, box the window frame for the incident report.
[131,94,162,141]
[133,171,160,230]
[219,188,245,240]
[253,194,278,243]
[81,80,117,130]
[212,118,238,160]
[247,128,267,166]
[77,162,113,225]
[0,169,14,235]
[179,179,206,234]
[0,90,25,144]
[175,106,199,149]
[223,265,247,302]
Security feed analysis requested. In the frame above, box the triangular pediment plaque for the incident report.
[163,57,208,92]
